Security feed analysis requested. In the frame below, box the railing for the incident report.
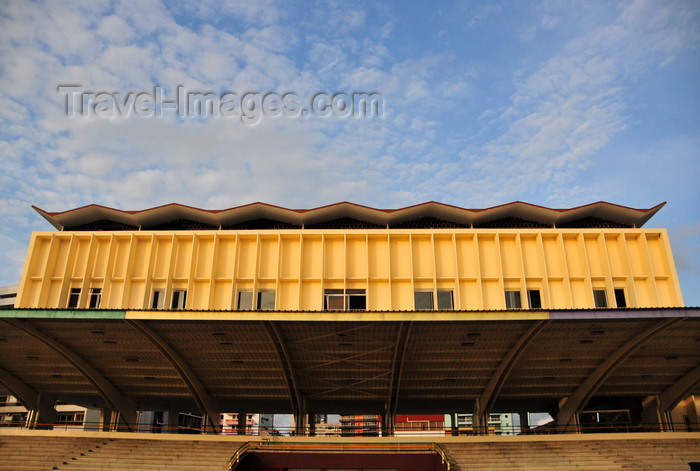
[224,441,452,471]
[1,420,698,435]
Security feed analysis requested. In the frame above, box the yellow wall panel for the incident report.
[131,237,151,278]
[563,235,585,278]
[111,237,131,278]
[482,280,502,309]
[605,234,626,277]
[390,235,411,278]
[299,281,321,310]
[499,235,521,278]
[584,235,605,278]
[191,280,209,308]
[280,236,300,279]
[646,234,670,276]
[478,235,499,278]
[152,237,172,278]
[71,237,90,278]
[521,235,543,279]
[323,236,344,279]
[391,281,411,310]
[279,280,299,310]
[26,236,50,278]
[542,235,565,278]
[258,236,279,279]
[548,280,568,308]
[434,236,456,278]
[455,235,478,278]
[49,238,71,277]
[367,236,389,279]
[459,280,481,310]
[570,279,588,308]
[212,280,232,309]
[194,237,214,279]
[411,236,434,278]
[92,237,110,278]
[214,236,235,279]
[301,236,322,279]
[367,281,390,310]
[127,280,145,308]
[237,237,257,279]
[173,236,193,279]
[346,236,367,279]
[15,228,685,310]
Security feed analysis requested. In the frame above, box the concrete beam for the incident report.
[126,319,220,433]
[557,318,682,429]
[3,319,137,431]
[263,321,303,433]
[0,366,38,410]
[476,320,549,431]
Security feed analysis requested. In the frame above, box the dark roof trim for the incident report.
[32,201,666,231]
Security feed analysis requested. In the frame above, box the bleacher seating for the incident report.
[441,436,700,471]
[0,430,698,471]
[0,431,245,471]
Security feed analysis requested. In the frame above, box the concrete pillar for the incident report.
[641,396,666,431]
[31,393,56,430]
[473,399,487,435]
[518,410,531,434]
[166,409,179,434]
[308,412,316,437]
[451,413,459,436]
[237,412,247,435]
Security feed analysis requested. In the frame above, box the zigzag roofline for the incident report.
[32,201,666,230]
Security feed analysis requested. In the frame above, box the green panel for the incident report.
[0,309,127,319]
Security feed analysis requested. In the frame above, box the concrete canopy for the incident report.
[0,308,698,427]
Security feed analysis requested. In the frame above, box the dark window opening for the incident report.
[414,291,433,310]
[152,290,163,309]
[528,290,542,309]
[171,290,187,310]
[88,288,102,308]
[614,288,627,308]
[67,288,80,308]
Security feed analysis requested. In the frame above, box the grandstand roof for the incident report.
[32,201,665,230]
[1,308,698,422]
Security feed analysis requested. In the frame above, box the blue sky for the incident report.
[1,0,698,304]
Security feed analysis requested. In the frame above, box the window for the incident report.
[257,291,276,310]
[324,289,366,311]
[414,290,453,310]
[237,291,253,310]
[437,290,454,310]
[237,291,276,310]
[527,290,542,309]
[593,289,608,308]
[67,288,80,308]
[151,290,164,309]
[414,291,433,310]
[88,288,102,308]
[171,290,187,309]
[614,288,626,308]
[505,290,522,309]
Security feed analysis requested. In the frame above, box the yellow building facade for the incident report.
[16,202,683,311]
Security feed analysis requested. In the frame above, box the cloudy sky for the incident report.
[1,0,698,304]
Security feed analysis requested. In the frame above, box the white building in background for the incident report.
[0,285,17,309]
[451,413,516,435]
